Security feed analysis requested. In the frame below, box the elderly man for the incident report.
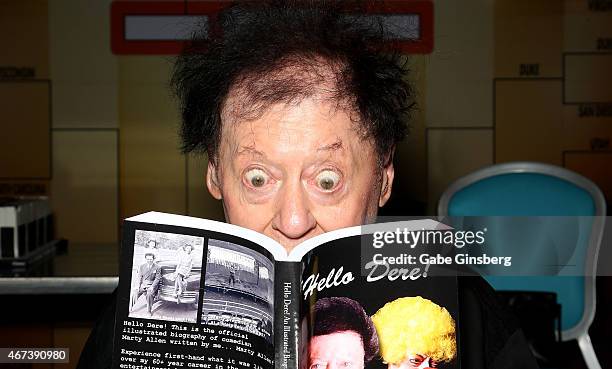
[309,297,378,369]
[78,2,538,369]
[171,1,405,251]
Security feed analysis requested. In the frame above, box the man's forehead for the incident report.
[220,98,360,156]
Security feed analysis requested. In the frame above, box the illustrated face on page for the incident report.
[309,331,365,369]
[389,354,439,369]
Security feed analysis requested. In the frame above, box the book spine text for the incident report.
[273,262,301,369]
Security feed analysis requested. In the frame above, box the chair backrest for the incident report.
[438,162,606,340]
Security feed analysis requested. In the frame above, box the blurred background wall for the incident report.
[0,1,610,367]
[1,0,610,244]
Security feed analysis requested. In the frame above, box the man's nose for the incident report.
[272,180,316,240]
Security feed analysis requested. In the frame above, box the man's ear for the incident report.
[379,152,395,207]
[206,160,223,200]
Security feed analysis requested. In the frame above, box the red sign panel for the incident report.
[111,1,433,55]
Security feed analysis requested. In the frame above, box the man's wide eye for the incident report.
[244,168,269,188]
[315,170,340,191]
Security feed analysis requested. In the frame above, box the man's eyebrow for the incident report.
[317,139,344,152]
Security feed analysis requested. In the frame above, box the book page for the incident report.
[287,219,445,262]
[126,212,287,260]
[112,219,277,369]
[297,222,461,369]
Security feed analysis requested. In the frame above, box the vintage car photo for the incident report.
[157,260,201,306]
[129,230,204,323]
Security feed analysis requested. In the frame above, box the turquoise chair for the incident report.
[438,162,606,369]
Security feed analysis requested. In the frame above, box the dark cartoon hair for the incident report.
[313,296,379,362]
[172,0,413,164]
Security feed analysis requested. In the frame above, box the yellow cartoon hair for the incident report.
[371,296,456,364]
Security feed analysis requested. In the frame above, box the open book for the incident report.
[113,212,461,369]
